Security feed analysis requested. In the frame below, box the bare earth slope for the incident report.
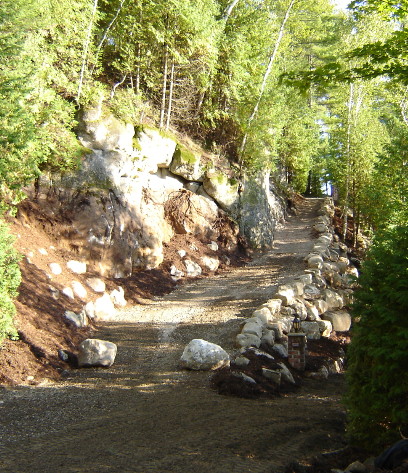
[0,198,346,473]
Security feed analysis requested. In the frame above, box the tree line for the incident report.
[0,0,407,450]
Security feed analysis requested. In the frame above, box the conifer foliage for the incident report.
[346,223,408,450]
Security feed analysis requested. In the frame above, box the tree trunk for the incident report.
[223,0,240,21]
[159,42,169,129]
[239,0,297,158]
[166,60,175,130]
[77,0,98,102]
[343,81,354,241]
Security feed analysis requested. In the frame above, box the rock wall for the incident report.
[30,106,286,277]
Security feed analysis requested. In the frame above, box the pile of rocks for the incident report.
[234,197,356,377]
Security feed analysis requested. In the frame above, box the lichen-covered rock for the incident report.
[77,339,117,367]
[180,339,230,370]
[203,171,239,213]
[170,145,208,181]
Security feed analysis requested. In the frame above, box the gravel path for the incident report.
[0,198,346,473]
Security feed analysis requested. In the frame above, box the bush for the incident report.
[0,220,21,344]
[345,224,408,451]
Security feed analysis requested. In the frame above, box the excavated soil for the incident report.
[0,198,349,473]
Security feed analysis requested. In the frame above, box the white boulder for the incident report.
[78,339,117,367]
[180,339,230,370]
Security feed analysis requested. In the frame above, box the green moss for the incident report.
[174,145,199,165]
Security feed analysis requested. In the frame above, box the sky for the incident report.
[332,0,351,11]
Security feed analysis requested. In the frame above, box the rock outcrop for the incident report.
[28,103,286,278]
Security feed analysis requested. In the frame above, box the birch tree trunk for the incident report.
[166,60,175,130]
[77,0,98,102]
[343,81,354,241]
[223,0,240,21]
[159,42,169,129]
[239,0,296,157]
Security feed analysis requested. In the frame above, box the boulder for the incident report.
[274,285,296,306]
[94,293,117,321]
[170,145,208,181]
[62,287,75,300]
[271,343,288,358]
[201,256,219,272]
[110,287,127,307]
[49,263,62,275]
[236,333,261,349]
[66,260,87,274]
[234,356,250,367]
[77,339,117,367]
[86,277,106,293]
[203,171,239,213]
[252,307,274,326]
[262,299,282,316]
[261,329,275,347]
[135,127,177,172]
[277,362,296,384]
[262,369,281,385]
[64,310,88,328]
[71,281,87,300]
[184,259,202,277]
[300,321,321,340]
[323,289,344,310]
[322,310,351,332]
[317,319,333,337]
[308,255,324,270]
[242,320,263,338]
[180,339,230,370]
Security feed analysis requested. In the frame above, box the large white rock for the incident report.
[94,293,117,321]
[201,256,219,271]
[323,289,344,310]
[180,339,230,370]
[110,287,127,307]
[274,285,296,306]
[49,263,62,275]
[308,255,324,270]
[262,299,282,316]
[86,277,106,293]
[135,127,177,172]
[317,319,333,337]
[184,259,202,277]
[322,310,351,332]
[252,307,274,326]
[71,281,88,300]
[66,260,87,274]
[78,339,117,367]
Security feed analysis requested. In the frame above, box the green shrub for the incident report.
[0,220,21,344]
[345,224,408,450]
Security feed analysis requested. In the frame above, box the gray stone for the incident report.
[234,356,250,367]
[262,299,282,316]
[136,127,177,172]
[345,460,367,473]
[301,321,321,340]
[232,372,257,384]
[322,310,351,332]
[261,329,275,347]
[184,259,202,277]
[64,310,88,328]
[170,147,207,182]
[78,339,117,367]
[308,255,324,270]
[324,289,344,310]
[236,333,261,348]
[180,339,230,370]
[317,319,333,337]
[203,171,239,213]
[277,362,296,384]
[207,241,218,251]
[242,321,263,338]
[262,369,281,384]
[271,343,288,358]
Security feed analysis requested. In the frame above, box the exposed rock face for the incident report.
[239,172,285,249]
[29,105,286,276]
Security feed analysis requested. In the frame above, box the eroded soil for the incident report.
[0,198,348,473]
